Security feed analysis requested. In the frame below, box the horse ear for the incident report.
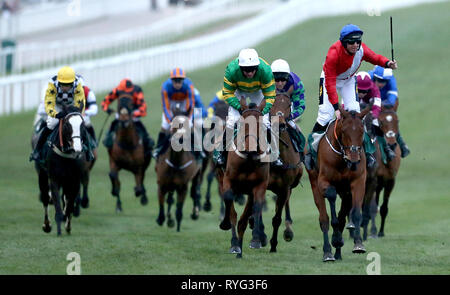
[258,99,266,112]
[359,104,371,118]
[240,96,248,111]
[339,104,348,118]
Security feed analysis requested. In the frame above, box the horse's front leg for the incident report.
[39,169,52,233]
[203,169,215,212]
[109,161,122,213]
[175,185,188,232]
[335,191,352,260]
[270,189,289,253]
[315,175,334,262]
[156,185,167,226]
[134,168,148,206]
[50,182,63,236]
[219,177,233,231]
[283,195,294,242]
[190,170,202,220]
[378,178,395,237]
[166,191,175,228]
[250,183,267,251]
[350,176,367,253]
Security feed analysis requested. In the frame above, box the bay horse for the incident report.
[203,100,245,219]
[362,106,401,239]
[38,104,88,235]
[267,93,303,252]
[219,98,270,258]
[154,104,202,232]
[107,95,151,212]
[306,105,370,261]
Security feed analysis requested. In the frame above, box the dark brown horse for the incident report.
[218,98,270,258]
[36,105,87,235]
[155,106,202,232]
[362,106,401,239]
[107,95,151,212]
[203,100,246,219]
[267,93,303,252]
[306,105,370,261]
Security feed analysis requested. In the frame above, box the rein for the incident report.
[326,117,363,161]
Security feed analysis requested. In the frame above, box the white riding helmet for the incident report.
[271,59,290,73]
[238,48,260,67]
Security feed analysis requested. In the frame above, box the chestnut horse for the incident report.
[306,105,370,261]
[362,106,401,239]
[267,93,303,252]
[219,99,270,258]
[107,95,151,212]
[155,106,202,232]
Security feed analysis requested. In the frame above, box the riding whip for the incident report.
[97,111,112,144]
[390,16,395,61]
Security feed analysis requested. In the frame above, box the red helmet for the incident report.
[356,71,372,90]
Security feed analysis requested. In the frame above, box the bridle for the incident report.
[53,112,84,159]
[325,117,363,163]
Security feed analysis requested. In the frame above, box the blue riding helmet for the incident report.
[373,65,393,80]
[339,24,363,41]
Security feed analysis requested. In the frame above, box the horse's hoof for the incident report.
[346,222,356,229]
[236,253,243,259]
[219,220,231,231]
[156,217,164,226]
[369,234,378,239]
[115,205,122,213]
[191,213,199,220]
[42,224,52,233]
[65,228,71,235]
[283,229,294,242]
[81,198,89,209]
[270,247,277,253]
[261,236,268,247]
[334,253,342,260]
[352,243,366,254]
[249,240,261,249]
[140,196,148,206]
[323,252,336,262]
[378,232,385,237]
[203,201,212,212]
[229,246,241,254]
[167,219,175,228]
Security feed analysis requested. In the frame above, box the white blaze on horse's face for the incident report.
[69,115,83,152]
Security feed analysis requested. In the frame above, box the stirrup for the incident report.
[366,154,377,169]
[272,158,283,167]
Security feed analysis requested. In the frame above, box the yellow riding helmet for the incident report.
[57,66,76,84]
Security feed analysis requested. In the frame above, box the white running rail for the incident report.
[0,0,444,115]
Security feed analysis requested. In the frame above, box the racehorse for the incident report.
[36,104,88,235]
[362,106,401,239]
[154,104,202,232]
[219,98,270,258]
[32,116,96,219]
[306,105,370,261]
[203,100,245,219]
[106,94,151,212]
[267,93,303,252]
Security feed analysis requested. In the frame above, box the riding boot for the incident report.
[396,132,410,158]
[215,127,231,166]
[152,131,170,159]
[384,144,397,161]
[103,119,118,149]
[267,128,283,167]
[30,127,52,162]
[304,122,326,170]
[135,121,154,156]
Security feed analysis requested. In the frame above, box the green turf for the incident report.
[1,2,449,274]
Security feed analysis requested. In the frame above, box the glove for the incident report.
[106,108,114,115]
[55,111,67,119]
[238,108,243,115]
[132,110,141,118]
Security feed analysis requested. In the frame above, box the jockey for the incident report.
[214,48,280,167]
[80,80,98,144]
[270,58,306,162]
[304,24,398,170]
[356,71,396,162]
[153,68,204,160]
[369,65,410,158]
[30,66,85,162]
[101,78,153,156]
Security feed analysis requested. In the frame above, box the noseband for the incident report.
[325,118,363,163]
